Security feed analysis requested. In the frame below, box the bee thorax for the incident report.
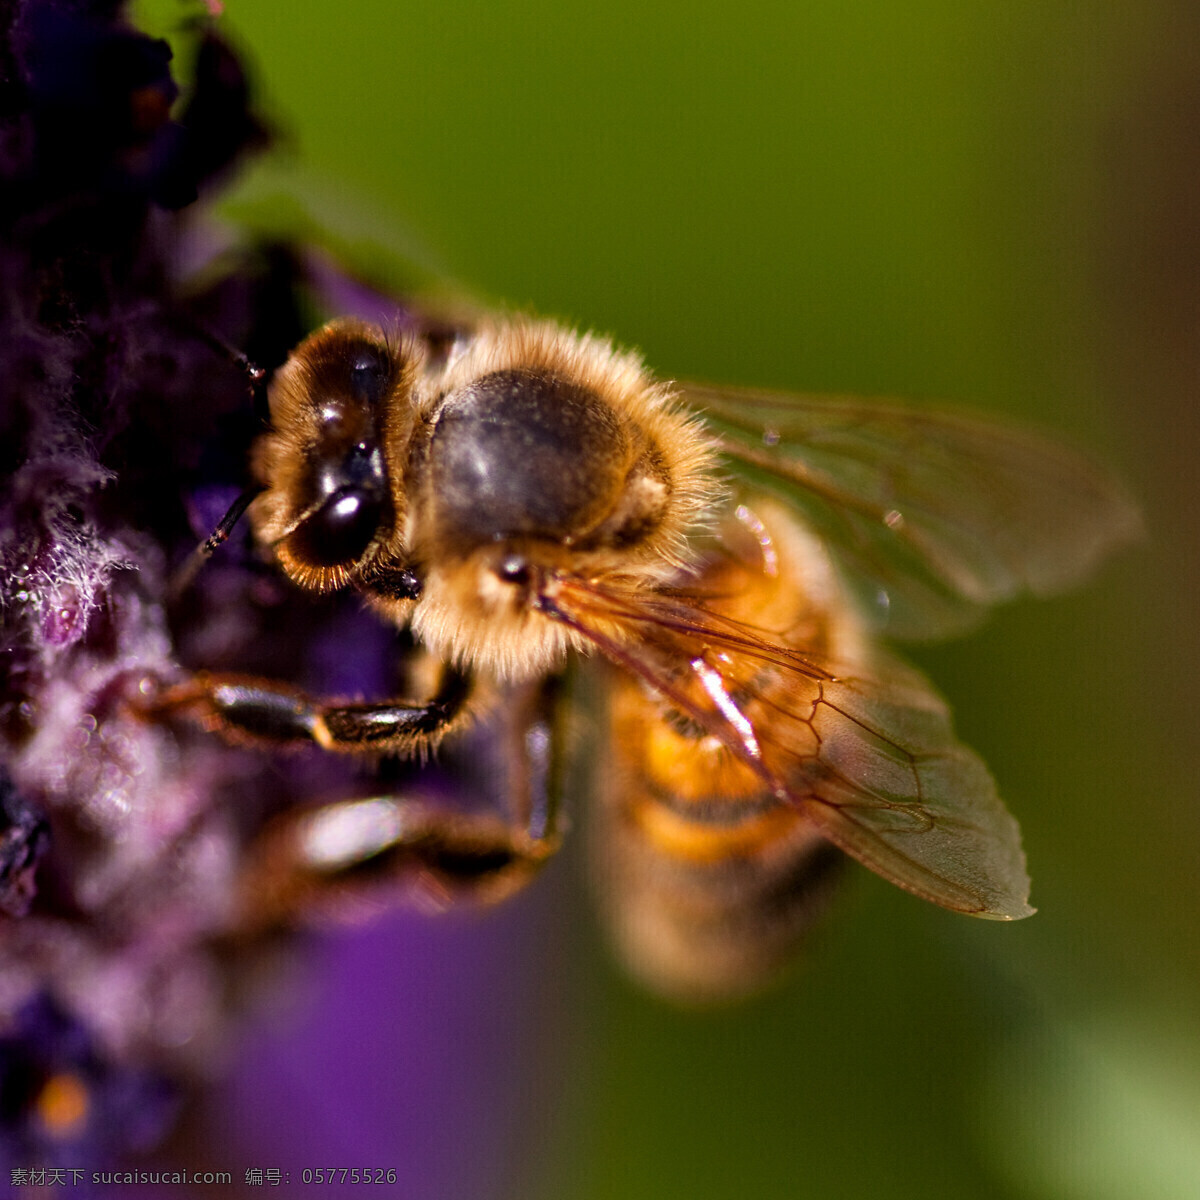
[427,368,631,548]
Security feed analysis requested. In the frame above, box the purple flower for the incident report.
[0,0,476,1176]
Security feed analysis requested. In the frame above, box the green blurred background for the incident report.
[140,1,1198,1196]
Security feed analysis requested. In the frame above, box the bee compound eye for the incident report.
[289,487,386,568]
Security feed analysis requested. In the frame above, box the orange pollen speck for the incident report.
[35,1072,90,1137]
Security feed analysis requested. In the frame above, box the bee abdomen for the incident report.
[594,788,842,1003]
[593,766,842,1003]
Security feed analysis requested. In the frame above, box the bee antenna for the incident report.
[169,485,265,600]
[186,317,271,423]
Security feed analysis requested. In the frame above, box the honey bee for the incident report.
[148,313,1138,1001]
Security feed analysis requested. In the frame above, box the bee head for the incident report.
[250,320,419,591]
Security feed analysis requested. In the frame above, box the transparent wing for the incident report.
[687,383,1141,639]
[544,577,1032,918]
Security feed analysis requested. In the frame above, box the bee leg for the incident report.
[234,678,566,929]
[141,663,472,756]
[238,798,559,929]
